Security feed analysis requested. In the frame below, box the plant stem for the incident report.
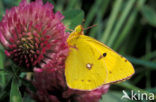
[0,51,5,87]
[107,0,136,47]
[101,0,123,43]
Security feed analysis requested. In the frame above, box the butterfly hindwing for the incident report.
[65,35,108,90]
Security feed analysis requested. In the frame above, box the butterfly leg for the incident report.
[69,44,78,50]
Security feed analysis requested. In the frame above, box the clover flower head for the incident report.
[0,0,110,101]
[0,0,68,70]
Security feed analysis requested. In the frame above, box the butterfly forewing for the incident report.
[82,35,135,84]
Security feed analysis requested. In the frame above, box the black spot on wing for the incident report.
[103,53,107,57]
[98,52,107,60]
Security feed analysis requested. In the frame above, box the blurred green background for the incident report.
[0,0,156,102]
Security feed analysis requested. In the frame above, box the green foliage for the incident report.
[100,91,122,102]
[10,78,23,102]
[63,9,84,29]
[0,0,156,102]
[0,50,5,87]
[141,5,156,27]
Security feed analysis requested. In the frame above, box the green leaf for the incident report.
[23,93,35,102]
[141,5,156,27]
[0,0,4,21]
[0,78,12,101]
[101,0,123,43]
[84,0,103,28]
[0,50,6,87]
[10,78,23,102]
[100,91,123,102]
[107,0,136,47]
[126,56,156,69]
[63,9,84,29]
[66,0,78,10]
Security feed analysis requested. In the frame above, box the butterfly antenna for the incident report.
[66,25,74,32]
[84,24,97,30]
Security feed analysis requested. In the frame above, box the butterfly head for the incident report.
[75,25,84,34]
[67,25,84,43]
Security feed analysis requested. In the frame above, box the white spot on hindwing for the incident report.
[86,63,93,70]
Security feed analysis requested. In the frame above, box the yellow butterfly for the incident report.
[65,25,135,90]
